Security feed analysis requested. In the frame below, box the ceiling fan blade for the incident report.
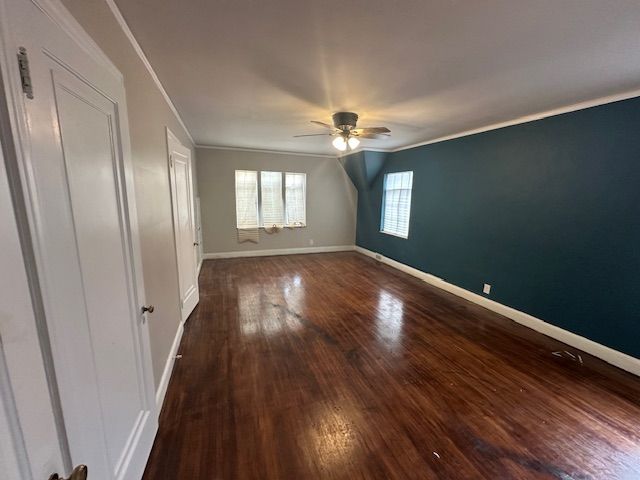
[355,133,391,139]
[293,133,334,137]
[352,127,391,135]
[310,120,337,130]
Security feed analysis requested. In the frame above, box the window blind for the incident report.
[285,172,306,226]
[381,171,413,238]
[260,171,284,227]
[235,170,259,228]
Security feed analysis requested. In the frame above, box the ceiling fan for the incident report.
[294,112,390,152]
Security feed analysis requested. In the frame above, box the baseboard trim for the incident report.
[355,246,640,378]
[203,245,355,260]
[155,320,184,412]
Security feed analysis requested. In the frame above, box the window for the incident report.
[381,171,413,238]
[235,170,306,228]
[235,170,259,228]
[285,172,306,227]
[260,171,285,227]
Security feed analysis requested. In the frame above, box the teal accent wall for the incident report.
[343,97,640,358]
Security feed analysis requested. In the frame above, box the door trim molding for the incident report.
[155,320,184,411]
[354,246,640,378]
[29,0,121,80]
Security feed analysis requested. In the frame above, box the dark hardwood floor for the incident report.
[143,252,640,479]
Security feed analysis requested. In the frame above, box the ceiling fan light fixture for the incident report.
[347,136,360,150]
[297,112,390,151]
[332,136,347,151]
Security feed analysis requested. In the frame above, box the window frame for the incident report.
[234,169,259,229]
[260,170,285,228]
[234,169,307,229]
[284,171,307,228]
[380,171,413,239]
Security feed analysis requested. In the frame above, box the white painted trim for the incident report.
[30,0,122,81]
[355,246,640,378]
[338,88,640,159]
[203,245,354,260]
[195,144,337,159]
[155,320,184,412]
[103,0,195,145]
[196,258,203,277]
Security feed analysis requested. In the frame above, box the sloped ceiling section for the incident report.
[341,151,389,191]
[115,0,640,155]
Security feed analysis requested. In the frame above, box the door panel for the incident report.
[54,72,145,472]
[168,131,199,321]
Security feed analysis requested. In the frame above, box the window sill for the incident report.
[237,225,307,229]
[258,225,307,229]
[380,230,408,239]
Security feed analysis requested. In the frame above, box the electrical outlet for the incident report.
[309,239,314,246]
[483,283,491,295]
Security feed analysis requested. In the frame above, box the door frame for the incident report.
[0,0,156,477]
[166,127,199,322]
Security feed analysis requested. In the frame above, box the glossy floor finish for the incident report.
[143,252,640,480]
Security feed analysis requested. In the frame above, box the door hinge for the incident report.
[16,47,33,99]
[169,154,173,167]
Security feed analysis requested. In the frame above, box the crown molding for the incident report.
[83,3,640,158]
[341,88,640,159]
[195,144,337,159]
[104,0,195,145]
[390,88,640,154]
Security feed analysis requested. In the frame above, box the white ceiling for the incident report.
[114,0,640,155]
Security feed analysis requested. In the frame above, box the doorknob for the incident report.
[49,464,88,480]
[142,305,155,313]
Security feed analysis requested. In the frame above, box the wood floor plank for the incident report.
[143,252,640,479]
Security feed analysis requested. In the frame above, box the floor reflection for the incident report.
[306,403,359,471]
[283,274,304,311]
[237,275,305,337]
[376,289,404,348]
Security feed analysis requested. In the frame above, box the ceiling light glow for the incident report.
[347,137,360,150]
[332,136,347,151]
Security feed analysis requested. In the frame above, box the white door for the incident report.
[0,0,157,479]
[167,129,200,321]
[0,134,67,480]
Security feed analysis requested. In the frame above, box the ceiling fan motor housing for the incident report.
[332,112,358,131]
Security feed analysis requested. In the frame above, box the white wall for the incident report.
[197,147,357,254]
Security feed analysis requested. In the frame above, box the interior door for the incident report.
[0,132,67,480]
[167,129,200,321]
[0,0,157,478]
